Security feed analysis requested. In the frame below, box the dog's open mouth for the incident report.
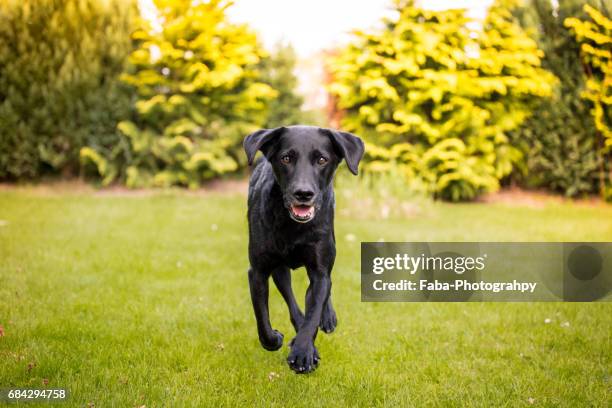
[289,204,315,223]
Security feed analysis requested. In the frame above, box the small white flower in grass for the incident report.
[544,318,552,324]
[161,67,170,76]
[211,224,218,231]
[528,397,535,404]
[345,233,356,242]
[184,50,194,59]
[560,321,570,328]
[268,371,280,381]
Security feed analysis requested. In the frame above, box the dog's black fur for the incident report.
[244,125,364,373]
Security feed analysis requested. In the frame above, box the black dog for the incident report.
[243,125,364,373]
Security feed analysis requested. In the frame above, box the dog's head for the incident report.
[244,125,364,223]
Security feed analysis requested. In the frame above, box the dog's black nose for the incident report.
[294,189,314,202]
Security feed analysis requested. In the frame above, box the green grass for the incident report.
[0,187,611,407]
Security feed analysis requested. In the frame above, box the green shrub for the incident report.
[0,0,136,180]
[329,0,555,201]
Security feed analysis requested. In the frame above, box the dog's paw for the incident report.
[287,340,320,374]
[319,304,337,334]
[259,329,284,351]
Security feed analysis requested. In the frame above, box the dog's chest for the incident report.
[272,231,319,269]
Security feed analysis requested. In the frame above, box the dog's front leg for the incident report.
[287,268,330,373]
[248,267,284,351]
[272,266,305,333]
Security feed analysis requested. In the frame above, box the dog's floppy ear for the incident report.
[320,128,365,175]
[243,127,286,165]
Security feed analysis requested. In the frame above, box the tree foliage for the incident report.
[0,0,135,180]
[259,42,305,128]
[329,0,555,201]
[80,0,275,187]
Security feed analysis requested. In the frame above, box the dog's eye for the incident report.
[280,155,291,164]
[317,156,328,166]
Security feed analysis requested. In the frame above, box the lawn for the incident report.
[0,186,611,407]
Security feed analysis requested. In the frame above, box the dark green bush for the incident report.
[0,0,135,180]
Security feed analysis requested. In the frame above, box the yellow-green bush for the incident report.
[329,0,555,201]
[564,4,612,199]
[566,4,612,147]
[80,0,274,187]
[507,0,607,198]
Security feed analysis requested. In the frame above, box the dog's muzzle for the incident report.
[289,203,315,223]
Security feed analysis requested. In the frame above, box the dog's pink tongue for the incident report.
[293,205,311,217]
